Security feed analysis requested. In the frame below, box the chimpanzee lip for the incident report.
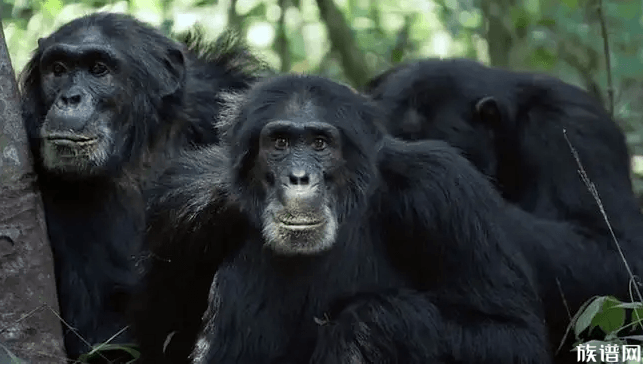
[278,219,325,229]
[45,134,99,145]
[46,135,97,142]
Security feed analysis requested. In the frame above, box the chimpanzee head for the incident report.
[218,74,385,255]
[20,12,186,177]
[366,59,517,179]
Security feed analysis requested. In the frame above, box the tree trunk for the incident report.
[480,0,514,68]
[315,0,370,88]
[275,0,292,72]
[0,21,65,363]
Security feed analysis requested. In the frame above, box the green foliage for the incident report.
[570,296,643,363]
[77,343,140,363]
[574,296,625,339]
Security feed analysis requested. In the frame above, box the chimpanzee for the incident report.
[133,74,552,363]
[366,58,643,362]
[19,12,268,361]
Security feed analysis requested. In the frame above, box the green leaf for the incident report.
[560,0,578,8]
[616,302,643,310]
[245,2,267,18]
[620,335,643,342]
[78,343,140,363]
[633,305,643,330]
[613,0,640,21]
[592,297,626,336]
[194,0,218,7]
[40,0,63,17]
[525,0,540,16]
[575,297,606,337]
[536,18,556,28]
[528,47,557,71]
[510,7,529,37]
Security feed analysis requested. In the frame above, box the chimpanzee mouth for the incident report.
[278,219,325,230]
[45,134,99,146]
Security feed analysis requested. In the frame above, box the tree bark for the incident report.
[480,0,514,68]
[275,0,292,72]
[0,21,65,363]
[315,0,369,88]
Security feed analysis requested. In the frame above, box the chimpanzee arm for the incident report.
[131,145,247,363]
[313,137,551,363]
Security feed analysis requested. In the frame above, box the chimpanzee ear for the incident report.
[37,37,45,49]
[475,96,502,128]
[400,108,424,134]
[159,48,186,98]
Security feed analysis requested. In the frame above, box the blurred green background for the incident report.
[3,0,643,198]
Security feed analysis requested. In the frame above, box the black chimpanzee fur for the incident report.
[19,12,267,360]
[133,74,552,363]
[366,58,643,362]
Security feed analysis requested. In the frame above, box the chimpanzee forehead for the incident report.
[281,95,318,118]
[242,90,321,125]
[258,120,340,146]
[42,26,108,49]
[234,74,384,142]
[39,28,122,67]
[76,27,106,44]
[248,75,365,108]
[257,95,359,132]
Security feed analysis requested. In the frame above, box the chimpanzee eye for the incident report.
[52,62,66,76]
[274,137,289,150]
[312,137,327,151]
[90,62,108,76]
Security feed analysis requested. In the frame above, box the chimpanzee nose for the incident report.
[62,93,82,105]
[288,169,310,185]
[57,86,84,108]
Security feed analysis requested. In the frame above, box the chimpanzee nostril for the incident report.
[58,86,84,107]
[289,169,309,185]
[64,94,82,105]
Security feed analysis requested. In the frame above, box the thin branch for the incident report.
[314,50,335,76]
[563,129,642,303]
[596,0,614,117]
[160,0,173,35]
[557,41,604,106]
[45,305,113,363]
[389,15,413,65]
[228,0,242,33]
